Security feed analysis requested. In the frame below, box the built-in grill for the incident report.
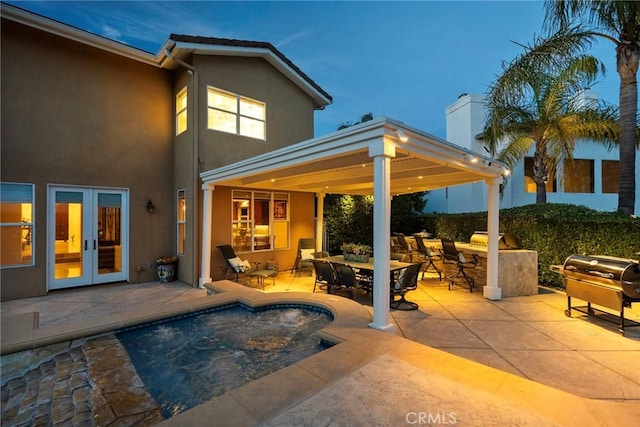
[554,254,640,334]
[469,231,522,250]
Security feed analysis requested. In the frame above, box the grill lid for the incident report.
[562,254,640,299]
[470,231,522,250]
[563,254,638,281]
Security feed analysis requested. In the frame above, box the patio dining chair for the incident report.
[413,234,442,280]
[393,232,417,261]
[390,262,422,310]
[331,262,361,300]
[440,238,478,292]
[311,259,337,293]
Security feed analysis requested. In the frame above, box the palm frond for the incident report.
[496,134,535,169]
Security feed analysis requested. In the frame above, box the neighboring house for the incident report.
[428,93,640,214]
[0,4,330,300]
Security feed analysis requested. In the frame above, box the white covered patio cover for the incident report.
[200,117,507,331]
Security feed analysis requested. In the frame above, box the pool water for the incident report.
[116,304,333,418]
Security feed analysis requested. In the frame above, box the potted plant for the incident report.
[156,256,178,282]
[340,243,372,263]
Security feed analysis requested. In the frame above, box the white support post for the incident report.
[483,176,502,300]
[369,139,396,331]
[315,192,325,253]
[199,183,214,288]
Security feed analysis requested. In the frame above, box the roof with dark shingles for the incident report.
[169,34,332,103]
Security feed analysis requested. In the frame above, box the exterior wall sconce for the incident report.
[146,199,155,213]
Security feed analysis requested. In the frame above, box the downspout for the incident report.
[165,49,200,287]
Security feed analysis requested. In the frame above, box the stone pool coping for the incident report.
[2,280,638,426]
[0,280,370,355]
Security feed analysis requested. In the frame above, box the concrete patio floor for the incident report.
[1,270,639,425]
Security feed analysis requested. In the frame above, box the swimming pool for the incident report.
[0,302,333,424]
[117,303,332,418]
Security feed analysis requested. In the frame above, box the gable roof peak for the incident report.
[165,34,332,109]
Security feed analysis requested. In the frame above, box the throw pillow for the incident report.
[300,248,315,260]
[227,257,244,273]
[240,259,252,271]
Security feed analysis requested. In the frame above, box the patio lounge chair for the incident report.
[217,244,276,288]
[440,238,478,292]
[294,237,316,276]
[311,259,337,293]
[390,262,421,310]
[413,234,442,280]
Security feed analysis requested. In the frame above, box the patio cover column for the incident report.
[315,192,325,253]
[369,139,396,331]
[483,176,502,300]
[199,183,214,288]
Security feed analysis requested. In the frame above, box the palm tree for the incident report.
[544,1,639,213]
[484,41,619,204]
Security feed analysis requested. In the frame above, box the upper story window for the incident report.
[207,87,266,140]
[1,183,34,267]
[602,160,619,194]
[524,157,556,193]
[564,159,594,193]
[176,87,188,135]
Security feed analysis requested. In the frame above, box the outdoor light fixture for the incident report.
[395,129,408,142]
[146,199,155,213]
[464,154,478,163]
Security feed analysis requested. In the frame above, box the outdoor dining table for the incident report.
[324,255,412,274]
[323,255,414,303]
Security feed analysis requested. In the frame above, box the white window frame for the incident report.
[1,182,35,268]
[207,86,266,140]
[231,190,288,253]
[176,87,188,135]
[177,189,186,256]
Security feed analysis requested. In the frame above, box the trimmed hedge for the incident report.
[417,204,639,287]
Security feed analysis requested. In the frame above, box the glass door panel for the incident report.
[53,190,86,280]
[96,193,121,274]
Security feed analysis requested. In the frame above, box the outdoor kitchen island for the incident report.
[423,237,538,298]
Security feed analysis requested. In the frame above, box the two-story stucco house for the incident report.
[1,4,331,300]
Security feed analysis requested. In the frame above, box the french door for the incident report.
[48,186,128,290]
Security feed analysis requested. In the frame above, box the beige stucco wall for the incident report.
[1,19,175,299]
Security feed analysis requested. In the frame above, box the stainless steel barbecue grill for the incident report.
[554,254,640,334]
[469,231,522,250]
